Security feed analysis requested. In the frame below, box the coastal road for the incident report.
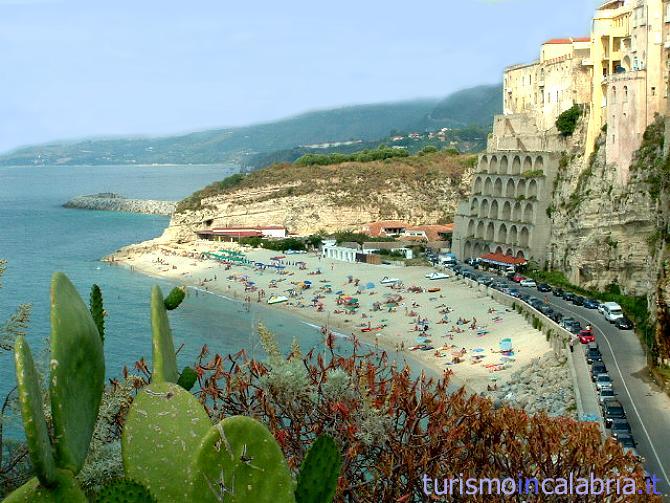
[462,266,670,496]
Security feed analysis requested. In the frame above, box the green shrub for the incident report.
[556,105,582,136]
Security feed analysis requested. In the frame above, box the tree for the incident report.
[556,105,582,136]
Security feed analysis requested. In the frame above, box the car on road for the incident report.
[610,418,632,439]
[561,318,582,334]
[553,287,564,297]
[595,373,613,392]
[537,283,552,292]
[562,292,576,302]
[476,276,493,286]
[578,328,595,344]
[583,299,600,309]
[598,387,615,403]
[571,295,585,306]
[602,302,624,323]
[512,274,524,283]
[591,361,607,380]
[603,400,626,427]
[586,344,603,364]
[528,298,543,309]
[508,288,521,298]
[614,317,634,330]
[520,278,537,287]
[549,311,563,324]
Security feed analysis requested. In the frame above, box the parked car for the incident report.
[578,328,595,344]
[562,319,582,335]
[592,362,608,382]
[553,288,564,297]
[563,292,576,302]
[550,311,563,324]
[583,299,600,309]
[602,302,624,323]
[520,279,537,288]
[572,295,585,306]
[617,434,642,460]
[528,298,543,309]
[603,400,626,427]
[598,387,615,403]
[610,418,632,439]
[509,288,521,298]
[586,343,602,364]
[615,317,634,330]
[512,274,524,283]
[595,373,613,392]
[537,283,552,293]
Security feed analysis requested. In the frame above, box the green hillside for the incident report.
[428,84,502,128]
[0,85,501,167]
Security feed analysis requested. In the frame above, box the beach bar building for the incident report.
[196,225,287,242]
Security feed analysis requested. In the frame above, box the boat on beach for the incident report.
[425,272,449,280]
[380,276,400,285]
[267,295,289,305]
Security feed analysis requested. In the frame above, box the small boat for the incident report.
[267,295,289,305]
[427,287,441,293]
[425,272,449,280]
[380,277,400,285]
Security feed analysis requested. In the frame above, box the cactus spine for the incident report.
[295,435,342,503]
[190,416,296,503]
[150,286,178,383]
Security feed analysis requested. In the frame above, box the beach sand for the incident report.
[108,240,552,393]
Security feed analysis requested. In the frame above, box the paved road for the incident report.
[460,266,670,496]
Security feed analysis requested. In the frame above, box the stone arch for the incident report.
[489,200,499,220]
[534,156,544,173]
[484,177,493,195]
[512,202,522,221]
[524,202,534,223]
[499,156,509,175]
[476,221,485,239]
[517,179,527,198]
[511,155,521,175]
[505,179,515,198]
[486,222,495,241]
[528,179,538,199]
[519,226,530,247]
[470,197,479,216]
[493,178,503,197]
[479,156,489,172]
[523,156,533,173]
[509,225,518,245]
[498,223,508,243]
[516,250,526,259]
[506,248,514,257]
[464,240,473,258]
[467,219,475,238]
[480,199,490,219]
[474,177,483,194]
[502,201,512,220]
[494,246,504,255]
[489,155,498,174]
[473,242,484,258]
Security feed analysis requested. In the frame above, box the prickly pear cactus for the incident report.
[49,272,105,474]
[295,435,342,503]
[190,416,295,503]
[89,284,105,342]
[163,286,185,311]
[122,382,210,502]
[95,478,157,503]
[13,336,57,486]
[2,469,87,503]
[176,366,198,391]
[150,286,178,383]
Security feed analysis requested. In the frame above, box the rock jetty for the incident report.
[489,352,577,418]
[64,193,176,216]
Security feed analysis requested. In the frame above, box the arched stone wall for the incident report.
[498,223,508,243]
[486,222,495,241]
[524,203,534,223]
[479,156,488,172]
[484,177,493,195]
[520,226,530,247]
[517,179,527,198]
[528,179,538,198]
[502,201,512,220]
[474,177,483,194]
[512,202,522,221]
[493,178,503,197]
[480,199,490,219]
[505,179,515,198]
[499,156,509,175]
[511,156,521,175]
[489,200,499,220]
[523,156,533,172]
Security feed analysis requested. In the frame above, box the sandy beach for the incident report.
[107,240,552,393]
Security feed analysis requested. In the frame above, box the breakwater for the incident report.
[64,193,176,215]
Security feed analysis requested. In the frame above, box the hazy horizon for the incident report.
[1,0,601,152]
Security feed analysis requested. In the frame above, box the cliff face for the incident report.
[160,152,474,243]
[548,115,670,362]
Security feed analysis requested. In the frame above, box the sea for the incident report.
[0,164,349,437]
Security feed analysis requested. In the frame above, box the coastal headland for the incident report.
[64,193,176,215]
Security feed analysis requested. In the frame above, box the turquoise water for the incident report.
[0,164,333,436]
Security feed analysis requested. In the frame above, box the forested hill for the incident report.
[0,85,502,167]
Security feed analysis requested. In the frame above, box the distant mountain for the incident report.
[0,85,501,167]
[428,84,502,128]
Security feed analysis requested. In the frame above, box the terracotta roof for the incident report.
[479,253,528,266]
[405,224,454,241]
[210,225,286,231]
[365,220,407,237]
[198,229,264,237]
[544,37,590,45]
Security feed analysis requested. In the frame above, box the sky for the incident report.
[0,0,602,153]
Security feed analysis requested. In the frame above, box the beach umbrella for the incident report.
[366,282,375,289]
[335,290,343,295]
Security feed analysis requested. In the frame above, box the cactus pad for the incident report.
[89,284,105,343]
[13,336,57,487]
[295,435,342,503]
[122,382,210,502]
[49,272,105,474]
[190,416,295,503]
[163,287,185,311]
[95,479,157,503]
[2,469,87,503]
[150,286,178,383]
[176,366,198,391]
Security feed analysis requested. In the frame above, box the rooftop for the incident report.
[479,253,528,266]
[544,37,590,45]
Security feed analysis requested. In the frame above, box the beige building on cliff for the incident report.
[453,0,670,263]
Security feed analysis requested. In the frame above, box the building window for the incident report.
[651,86,656,96]
[624,86,628,102]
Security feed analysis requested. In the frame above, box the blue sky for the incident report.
[0,0,600,152]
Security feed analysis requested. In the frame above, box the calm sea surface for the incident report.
[0,164,335,436]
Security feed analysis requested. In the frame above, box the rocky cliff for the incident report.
[159,152,474,243]
[64,193,176,215]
